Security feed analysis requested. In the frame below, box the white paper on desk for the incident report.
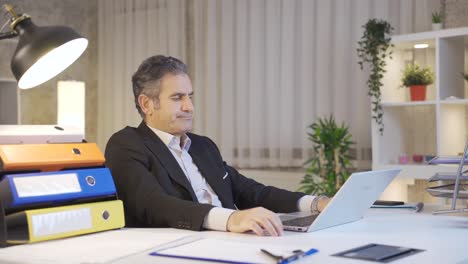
[0,229,189,264]
[152,237,312,264]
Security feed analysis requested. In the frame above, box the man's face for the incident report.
[146,73,194,136]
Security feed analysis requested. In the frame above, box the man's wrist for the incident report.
[311,195,328,213]
[226,210,238,232]
[203,207,235,231]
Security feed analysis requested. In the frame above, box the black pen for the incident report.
[261,248,318,264]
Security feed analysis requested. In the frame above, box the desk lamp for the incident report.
[0,4,88,89]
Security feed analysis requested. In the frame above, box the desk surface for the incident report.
[0,206,467,264]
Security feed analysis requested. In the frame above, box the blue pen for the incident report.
[261,248,318,264]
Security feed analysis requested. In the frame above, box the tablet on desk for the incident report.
[333,243,424,263]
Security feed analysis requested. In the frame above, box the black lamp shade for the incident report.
[11,18,88,89]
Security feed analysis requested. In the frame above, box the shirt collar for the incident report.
[147,124,191,151]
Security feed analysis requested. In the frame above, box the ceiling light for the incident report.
[414,44,429,49]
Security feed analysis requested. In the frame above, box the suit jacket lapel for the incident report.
[189,139,236,209]
[136,122,197,202]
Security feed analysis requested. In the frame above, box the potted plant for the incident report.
[357,19,394,135]
[299,116,354,196]
[432,11,443,30]
[401,64,434,101]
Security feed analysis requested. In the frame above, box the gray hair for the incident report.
[132,55,188,117]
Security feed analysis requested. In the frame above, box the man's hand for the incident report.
[227,207,283,236]
[317,197,331,212]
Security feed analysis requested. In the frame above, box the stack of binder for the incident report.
[0,125,125,246]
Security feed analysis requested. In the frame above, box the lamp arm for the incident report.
[0,30,17,40]
[1,4,21,40]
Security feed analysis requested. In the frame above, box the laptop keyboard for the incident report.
[281,214,319,227]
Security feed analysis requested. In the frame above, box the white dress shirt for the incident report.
[148,125,316,231]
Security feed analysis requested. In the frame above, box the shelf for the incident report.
[382,101,436,107]
[391,27,468,43]
[428,172,468,182]
[440,99,468,105]
[427,184,468,199]
[373,163,460,179]
[429,156,468,164]
[373,26,468,183]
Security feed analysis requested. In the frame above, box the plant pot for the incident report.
[432,23,443,30]
[409,85,427,101]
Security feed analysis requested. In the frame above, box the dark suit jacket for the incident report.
[105,122,305,231]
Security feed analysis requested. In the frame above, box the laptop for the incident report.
[279,169,400,232]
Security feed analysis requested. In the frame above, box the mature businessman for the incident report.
[105,55,329,236]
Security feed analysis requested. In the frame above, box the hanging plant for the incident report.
[357,19,394,135]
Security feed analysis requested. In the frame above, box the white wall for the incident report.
[239,169,304,192]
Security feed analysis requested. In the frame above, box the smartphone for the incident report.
[373,200,404,206]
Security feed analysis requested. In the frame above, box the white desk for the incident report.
[0,207,467,264]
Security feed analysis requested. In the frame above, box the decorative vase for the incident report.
[413,154,423,163]
[409,85,427,101]
[432,23,442,30]
[424,155,435,163]
[398,154,409,164]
